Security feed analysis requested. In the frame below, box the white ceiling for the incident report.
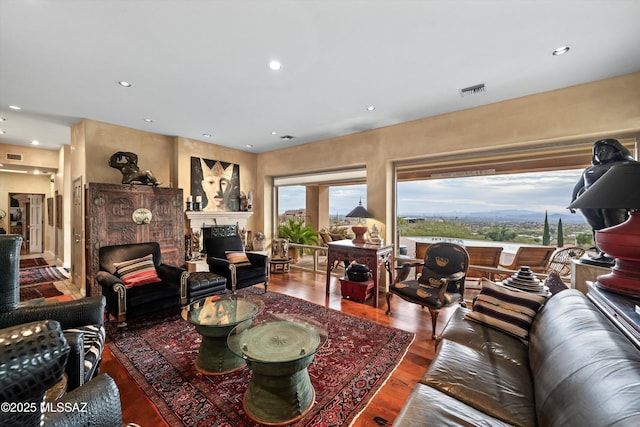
[1,0,640,154]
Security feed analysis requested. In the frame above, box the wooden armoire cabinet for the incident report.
[85,183,184,296]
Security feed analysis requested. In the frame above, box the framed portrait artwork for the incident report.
[190,157,241,212]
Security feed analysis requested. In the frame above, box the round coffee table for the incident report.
[182,294,264,375]
[228,313,328,426]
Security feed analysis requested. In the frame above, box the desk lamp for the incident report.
[345,199,374,244]
[568,162,640,296]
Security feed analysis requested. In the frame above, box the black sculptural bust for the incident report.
[108,151,160,186]
[571,138,637,266]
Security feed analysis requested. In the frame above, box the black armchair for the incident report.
[0,319,123,427]
[204,235,269,293]
[0,234,106,391]
[96,242,189,325]
[386,242,469,339]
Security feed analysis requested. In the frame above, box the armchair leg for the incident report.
[428,308,439,340]
[385,293,392,315]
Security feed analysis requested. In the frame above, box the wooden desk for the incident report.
[326,240,394,308]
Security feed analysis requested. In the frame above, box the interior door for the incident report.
[72,177,84,291]
[28,194,43,253]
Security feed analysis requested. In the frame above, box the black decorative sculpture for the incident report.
[109,151,160,186]
[570,138,638,265]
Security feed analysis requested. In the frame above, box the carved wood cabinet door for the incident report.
[86,183,184,296]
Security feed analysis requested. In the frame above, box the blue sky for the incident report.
[278,169,585,217]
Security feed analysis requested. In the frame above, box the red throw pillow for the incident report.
[225,251,252,267]
[113,254,160,288]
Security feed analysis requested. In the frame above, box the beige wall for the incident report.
[79,120,175,186]
[0,144,61,258]
[0,172,54,253]
[257,72,640,243]
[0,142,58,171]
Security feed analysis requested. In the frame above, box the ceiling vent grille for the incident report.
[6,153,22,161]
[460,83,486,97]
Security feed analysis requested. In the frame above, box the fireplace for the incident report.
[185,210,252,252]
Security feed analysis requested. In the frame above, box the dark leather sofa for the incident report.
[393,289,640,426]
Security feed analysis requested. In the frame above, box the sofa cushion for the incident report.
[112,254,160,288]
[394,384,515,427]
[421,339,536,427]
[465,280,547,341]
[529,289,640,427]
[441,306,529,366]
[225,251,252,267]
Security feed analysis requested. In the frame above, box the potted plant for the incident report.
[278,218,319,263]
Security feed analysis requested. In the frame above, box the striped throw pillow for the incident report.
[225,251,252,267]
[113,254,160,288]
[465,279,548,341]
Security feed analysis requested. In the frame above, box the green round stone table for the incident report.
[181,294,264,375]
[228,313,328,426]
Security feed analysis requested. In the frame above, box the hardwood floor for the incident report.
[101,269,459,426]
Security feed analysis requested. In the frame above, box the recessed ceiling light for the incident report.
[246,144,254,148]
[0,117,6,121]
[118,81,132,87]
[366,106,375,111]
[269,60,282,71]
[143,118,153,123]
[31,140,39,146]
[9,105,21,110]
[0,130,5,134]
[552,46,570,56]
[271,131,277,135]
[202,133,212,138]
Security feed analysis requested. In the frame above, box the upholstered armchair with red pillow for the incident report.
[205,235,269,293]
[97,242,188,325]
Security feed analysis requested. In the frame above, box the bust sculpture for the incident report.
[571,138,638,265]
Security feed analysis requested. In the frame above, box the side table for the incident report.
[339,277,374,304]
[269,258,292,273]
[326,240,394,308]
[185,259,209,273]
[227,313,328,425]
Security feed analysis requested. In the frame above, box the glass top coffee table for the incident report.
[228,313,328,425]
[181,294,264,375]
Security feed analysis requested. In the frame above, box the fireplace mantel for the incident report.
[185,210,253,234]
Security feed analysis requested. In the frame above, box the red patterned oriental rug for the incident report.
[19,282,64,301]
[107,289,415,426]
[19,266,69,287]
[19,257,50,270]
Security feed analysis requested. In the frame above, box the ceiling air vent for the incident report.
[6,153,23,161]
[460,83,486,98]
[280,135,295,141]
